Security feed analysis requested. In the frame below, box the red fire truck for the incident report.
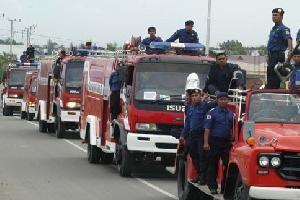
[177,89,300,200]
[80,42,214,177]
[21,70,38,120]
[36,51,85,136]
[2,63,38,116]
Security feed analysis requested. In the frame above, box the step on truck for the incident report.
[177,89,300,200]
[21,70,38,120]
[80,42,215,177]
[2,63,38,116]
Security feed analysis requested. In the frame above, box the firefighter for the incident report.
[141,27,163,53]
[109,65,121,120]
[53,50,66,97]
[166,20,199,43]
[204,52,244,95]
[290,47,300,89]
[266,8,293,89]
[180,88,216,184]
[204,92,234,195]
[26,44,35,63]
[20,51,28,63]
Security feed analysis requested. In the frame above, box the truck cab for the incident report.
[80,44,214,177]
[2,63,38,116]
[52,55,85,138]
[21,71,38,120]
[177,89,300,200]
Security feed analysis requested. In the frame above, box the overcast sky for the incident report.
[0,0,299,48]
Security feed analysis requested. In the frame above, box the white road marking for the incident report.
[63,139,87,153]
[135,178,177,199]
[10,118,178,200]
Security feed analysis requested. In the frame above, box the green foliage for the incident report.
[106,42,118,51]
[0,52,18,84]
[216,40,267,56]
[0,38,24,45]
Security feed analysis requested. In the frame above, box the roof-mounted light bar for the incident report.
[150,42,205,51]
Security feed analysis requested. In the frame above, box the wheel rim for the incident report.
[234,178,246,200]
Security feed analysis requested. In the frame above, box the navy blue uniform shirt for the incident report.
[290,63,300,88]
[267,22,292,52]
[109,71,121,92]
[142,36,163,51]
[166,29,199,43]
[182,101,216,138]
[204,106,234,139]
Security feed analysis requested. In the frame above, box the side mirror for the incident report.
[243,121,255,141]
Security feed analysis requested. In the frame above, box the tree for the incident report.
[106,42,118,51]
[0,52,18,84]
[46,39,59,55]
[219,40,247,55]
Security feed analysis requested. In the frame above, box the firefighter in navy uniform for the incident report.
[53,50,66,97]
[204,92,234,195]
[290,47,300,89]
[141,27,163,54]
[109,66,121,120]
[266,8,293,89]
[204,52,244,95]
[180,87,216,184]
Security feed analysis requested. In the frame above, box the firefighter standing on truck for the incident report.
[109,65,121,120]
[290,47,300,89]
[166,20,199,43]
[204,92,234,195]
[204,52,244,95]
[181,74,216,184]
[266,8,293,89]
[141,27,163,54]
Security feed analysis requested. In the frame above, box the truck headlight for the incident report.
[66,102,80,109]
[135,123,157,131]
[270,157,281,168]
[28,102,35,107]
[258,156,269,167]
[8,94,18,98]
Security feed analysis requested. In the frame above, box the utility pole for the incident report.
[205,0,212,56]
[7,17,21,54]
[25,24,37,47]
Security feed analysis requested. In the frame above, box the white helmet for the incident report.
[185,73,201,91]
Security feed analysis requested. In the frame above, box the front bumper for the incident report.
[60,110,80,123]
[127,132,178,153]
[249,186,300,200]
[5,98,22,107]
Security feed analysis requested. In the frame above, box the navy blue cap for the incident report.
[185,20,194,26]
[294,46,300,55]
[216,92,229,99]
[272,8,285,15]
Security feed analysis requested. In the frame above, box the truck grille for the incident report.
[140,124,182,138]
[279,153,300,181]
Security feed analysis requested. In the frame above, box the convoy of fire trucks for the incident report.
[2,38,300,200]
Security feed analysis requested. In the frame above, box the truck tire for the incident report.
[233,173,253,200]
[119,145,132,177]
[27,113,34,121]
[100,152,114,164]
[56,117,65,138]
[177,158,204,200]
[21,111,27,119]
[3,104,9,116]
[39,117,47,133]
[87,143,100,164]
[47,123,55,133]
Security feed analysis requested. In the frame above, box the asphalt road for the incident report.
[0,111,178,200]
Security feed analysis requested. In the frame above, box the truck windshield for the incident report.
[248,93,300,123]
[9,70,27,86]
[135,62,210,101]
[65,61,84,87]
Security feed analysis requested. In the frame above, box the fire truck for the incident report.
[79,42,215,177]
[21,70,38,120]
[2,63,38,116]
[177,89,300,200]
[36,51,85,136]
